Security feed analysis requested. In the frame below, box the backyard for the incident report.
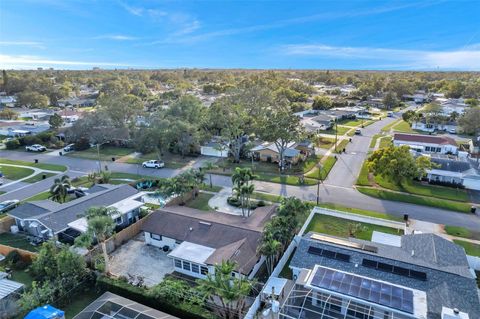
[0,232,40,252]
[304,214,403,241]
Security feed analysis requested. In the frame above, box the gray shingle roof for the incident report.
[8,200,61,219]
[290,233,480,319]
[38,184,138,233]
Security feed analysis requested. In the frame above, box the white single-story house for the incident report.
[200,140,229,158]
[142,205,277,279]
[393,133,458,155]
[424,155,480,190]
[411,120,457,133]
[8,184,144,242]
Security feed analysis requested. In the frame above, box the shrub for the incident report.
[74,137,91,151]
[19,135,42,146]
[5,139,20,150]
[5,250,23,268]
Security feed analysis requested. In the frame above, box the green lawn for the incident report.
[445,225,480,240]
[335,139,350,153]
[62,288,103,319]
[357,186,471,213]
[315,136,335,149]
[0,232,39,252]
[185,193,214,211]
[393,120,415,133]
[369,134,382,148]
[323,125,351,136]
[66,145,133,161]
[374,175,469,202]
[453,240,480,257]
[0,263,35,288]
[251,192,283,203]
[0,159,66,172]
[23,172,57,183]
[124,151,195,169]
[24,191,51,202]
[305,156,337,180]
[0,165,34,180]
[378,136,393,148]
[198,183,223,192]
[258,174,318,186]
[279,248,296,280]
[305,214,403,241]
[356,161,371,186]
[340,119,374,127]
[381,119,401,132]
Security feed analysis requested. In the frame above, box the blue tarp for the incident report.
[24,305,64,319]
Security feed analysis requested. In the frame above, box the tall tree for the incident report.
[257,236,282,275]
[49,175,71,203]
[459,107,480,135]
[48,113,64,129]
[382,91,399,110]
[312,95,333,110]
[196,260,253,319]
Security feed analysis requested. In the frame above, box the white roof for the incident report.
[68,217,88,233]
[371,231,402,247]
[427,169,463,178]
[109,195,144,215]
[168,241,215,264]
[0,277,24,300]
[262,277,288,296]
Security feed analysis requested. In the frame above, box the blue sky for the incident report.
[1,0,479,70]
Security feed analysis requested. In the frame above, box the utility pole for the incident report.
[316,163,322,205]
[334,118,338,153]
[97,143,102,173]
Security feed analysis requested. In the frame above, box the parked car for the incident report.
[63,144,75,152]
[448,128,457,134]
[142,160,165,169]
[26,144,46,152]
[0,199,19,213]
[355,128,362,135]
[387,111,394,117]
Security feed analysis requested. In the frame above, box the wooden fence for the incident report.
[0,244,37,262]
[0,216,15,234]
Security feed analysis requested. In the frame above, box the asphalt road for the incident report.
[1,105,479,230]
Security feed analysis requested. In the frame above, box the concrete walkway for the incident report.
[208,187,244,216]
[0,163,62,191]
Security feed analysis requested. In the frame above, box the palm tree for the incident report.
[231,167,255,190]
[49,175,71,203]
[202,161,218,189]
[99,170,111,184]
[196,260,253,319]
[75,206,118,274]
[241,183,255,217]
[87,171,98,185]
[257,237,282,275]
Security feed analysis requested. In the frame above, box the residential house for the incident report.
[0,271,24,304]
[73,291,179,319]
[0,95,16,107]
[402,91,431,104]
[200,140,229,157]
[423,154,480,190]
[440,99,468,116]
[8,184,144,242]
[469,136,480,156]
[411,118,457,133]
[251,141,303,165]
[393,133,458,155]
[281,232,480,319]
[0,121,51,137]
[142,205,276,279]
[299,113,334,133]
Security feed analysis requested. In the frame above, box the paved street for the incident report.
[1,105,479,231]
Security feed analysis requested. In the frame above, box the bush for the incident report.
[36,131,55,143]
[19,135,42,146]
[74,137,91,151]
[257,200,266,207]
[428,179,465,189]
[5,139,20,150]
[5,250,27,269]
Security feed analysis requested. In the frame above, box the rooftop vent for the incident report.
[441,307,469,319]
[199,221,211,226]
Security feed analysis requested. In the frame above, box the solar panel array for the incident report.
[307,246,351,262]
[310,266,415,314]
[362,259,427,281]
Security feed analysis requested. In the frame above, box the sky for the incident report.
[0,0,479,70]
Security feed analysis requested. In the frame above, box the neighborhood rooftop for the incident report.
[394,133,457,146]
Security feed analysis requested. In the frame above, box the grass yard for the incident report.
[381,119,401,132]
[378,136,393,148]
[305,156,337,180]
[0,232,39,252]
[258,174,318,186]
[23,191,51,202]
[356,161,371,186]
[317,203,403,221]
[374,175,469,202]
[369,134,382,148]
[279,248,296,280]
[316,136,336,149]
[198,183,223,192]
[340,119,374,127]
[0,165,34,180]
[62,288,103,319]
[305,214,403,241]
[335,139,350,153]
[185,193,214,211]
[66,145,133,161]
[124,151,195,169]
[251,192,283,203]
[0,159,66,172]
[445,225,480,240]
[323,125,351,136]
[453,240,480,257]
[23,172,57,183]
[357,187,471,213]
[392,120,415,133]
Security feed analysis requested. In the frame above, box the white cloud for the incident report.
[93,35,138,41]
[280,44,480,70]
[0,54,133,69]
[0,41,45,49]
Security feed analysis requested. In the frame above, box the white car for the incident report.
[142,160,165,169]
[63,144,75,152]
[0,199,19,213]
[448,128,457,134]
[26,144,46,152]
[355,128,362,135]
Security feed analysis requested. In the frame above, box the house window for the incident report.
[175,240,182,245]
[115,216,122,225]
[150,233,162,241]
[182,261,191,271]
[174,259,182,268]
[231,272,236,278]
[192,264,199,273]
[200,266,208,275]
[436,147,441,152]
[425,146,430,151]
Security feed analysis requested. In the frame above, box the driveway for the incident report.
[109,235,174,287]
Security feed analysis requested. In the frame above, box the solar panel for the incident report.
[307,246,351,262]
[310,234,378,253]
[310,266,414,314]
[362,259,427,281]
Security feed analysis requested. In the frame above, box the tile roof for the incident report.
[394,133,457,146]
